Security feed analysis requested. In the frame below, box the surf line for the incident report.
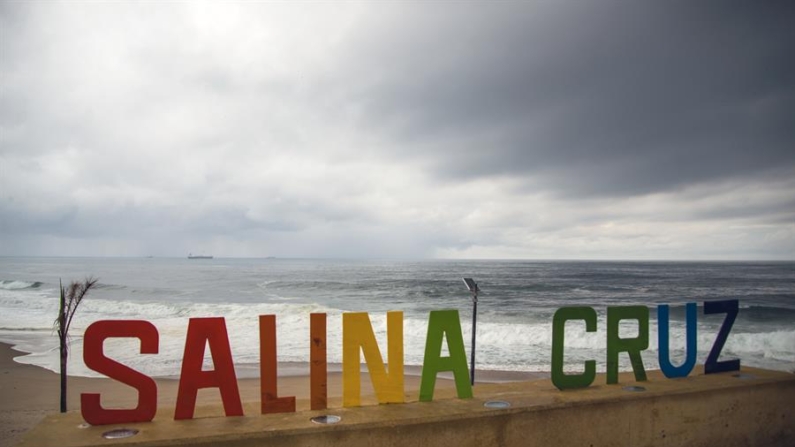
[79,300,740,425]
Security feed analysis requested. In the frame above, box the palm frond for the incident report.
[54,276,98,342]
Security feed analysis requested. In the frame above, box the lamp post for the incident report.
[463,278,479,385]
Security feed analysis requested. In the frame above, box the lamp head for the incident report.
[463,278,479,293]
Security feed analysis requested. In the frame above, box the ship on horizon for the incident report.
[187,253,213,259]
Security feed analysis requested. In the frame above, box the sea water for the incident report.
[0,257,793,378]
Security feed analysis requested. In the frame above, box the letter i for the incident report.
[310,313,327,410]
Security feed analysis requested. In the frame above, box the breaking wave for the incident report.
[0,280,43,290]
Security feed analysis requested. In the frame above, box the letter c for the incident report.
[551,307,597,390]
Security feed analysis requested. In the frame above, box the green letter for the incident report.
[419,310,472,401]
[607,306,649,384]
[551,306,597,390]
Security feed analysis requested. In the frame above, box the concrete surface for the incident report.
[17,366,795,447]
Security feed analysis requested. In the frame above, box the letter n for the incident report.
[342,311,404,407]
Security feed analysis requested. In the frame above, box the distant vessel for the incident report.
[188,253,213,259]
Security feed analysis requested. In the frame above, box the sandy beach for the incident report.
[0,342,545,447]
[0,341,369,446]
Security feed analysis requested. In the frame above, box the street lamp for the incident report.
[463,278,479,385]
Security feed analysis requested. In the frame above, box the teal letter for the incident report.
[419,310,472,401]
[551,307,597,390]
[658,303,697,378]
[607,306,649,384]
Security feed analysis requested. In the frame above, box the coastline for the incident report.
[0,341,544,446]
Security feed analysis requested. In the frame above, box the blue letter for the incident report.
[657,303,697,378]
[704,300,740,374]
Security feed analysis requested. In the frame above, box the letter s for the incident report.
[81,320,159,425]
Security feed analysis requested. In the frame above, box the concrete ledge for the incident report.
[18,367,795,447]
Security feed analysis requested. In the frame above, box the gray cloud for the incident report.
[333,2,795,196]
[1,1,793,259]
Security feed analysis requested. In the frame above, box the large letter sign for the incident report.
[310,313,328,411]
[606,306,649,384]
[419,310,472,402]
[704,300,740,374]
[342,311,404,407]
[77,299,744,425]
[260,315,296,414]
[82,320,159,425]
[551,306,597,390]
[658,303,697,378]
[174,317,243,420]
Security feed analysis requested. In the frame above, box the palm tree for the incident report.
[54,277,98,413]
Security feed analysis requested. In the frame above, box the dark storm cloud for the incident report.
[340,1,795,197]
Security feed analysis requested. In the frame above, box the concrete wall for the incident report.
[18,367,795,447]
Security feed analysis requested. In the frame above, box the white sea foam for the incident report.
[2,257,794,378]
[3,285,795,377]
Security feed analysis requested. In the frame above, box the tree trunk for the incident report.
[58,278,67,413]
[60,341,67,412]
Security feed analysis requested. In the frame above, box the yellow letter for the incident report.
[342,311,404,406]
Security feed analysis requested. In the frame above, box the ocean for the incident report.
[1,257,793,378]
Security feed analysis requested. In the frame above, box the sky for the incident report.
[1,1,794,260]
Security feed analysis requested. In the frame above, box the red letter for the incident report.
[260,315,296,414]
[81,320,159,425]
[174,317,243,420]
